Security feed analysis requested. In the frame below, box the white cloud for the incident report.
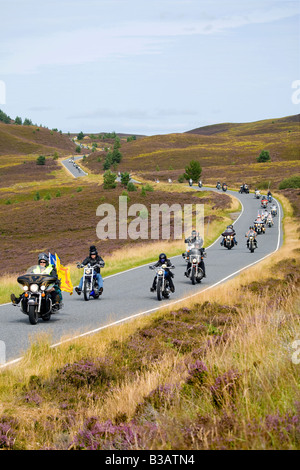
[1,2,298,75]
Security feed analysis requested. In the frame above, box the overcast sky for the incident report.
[1,0,299,135]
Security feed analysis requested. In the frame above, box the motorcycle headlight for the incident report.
[23,285,28,291]
[158,270,164,275]
[41,285,46,291]
[192,258,197,263]
[30,284,39,293]
[85,269,91,274]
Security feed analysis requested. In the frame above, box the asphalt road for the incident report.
[0,188,282,366]
[61,156,88,178]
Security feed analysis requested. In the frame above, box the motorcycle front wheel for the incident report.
[157,278,163,301]
[83,280,91,301]
[191,267,196,285]
[28,304,38,325]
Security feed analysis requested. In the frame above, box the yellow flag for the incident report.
[55,253,73,295]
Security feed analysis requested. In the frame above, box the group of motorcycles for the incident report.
[148,236,206,301]
[12,184,279,323]
[247,190,277,252]
[216,181,228,191]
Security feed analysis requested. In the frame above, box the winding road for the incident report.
[0,187,282,367]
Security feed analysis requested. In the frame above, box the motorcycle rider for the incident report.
[271,203,277,215]
[245,226,258,248]
[182,229,202,258]
[11,252,62,306]
[185,239,206,278]
[150,253,175,293]
[254,188,261,198]
[75,245,105,295]
[266,213,274,226]
[220,224,238,246]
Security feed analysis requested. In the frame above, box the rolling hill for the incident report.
[85,114,300,188]
[0,122,76,156]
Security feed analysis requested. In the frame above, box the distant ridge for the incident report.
[186,114,300,135]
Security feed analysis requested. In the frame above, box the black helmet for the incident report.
[38,252,49,265]
[159,253,167,263]
[89,245,98,255]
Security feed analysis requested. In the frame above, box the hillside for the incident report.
[0,122,76,156]
[85,114,300,189]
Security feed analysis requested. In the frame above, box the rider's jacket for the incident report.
[245,229,257,238]
[81,255,105,274]
[33,265,56,276]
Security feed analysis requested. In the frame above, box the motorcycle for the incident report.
[186,249,205,284]
[239,184,249,194]
[77,262,103,301]
[261,198,268,209]
[150,264,175,301]
[189,179,193,187]
[223,234,235,249]
[198,181,202,188]
[222,183,227,192]
[254,222,265,234]
[271,206,277,217]
[266,217,273,228]
[254,190,261,199]
[268,194,272,203]
[15,266,62,325]
[247,235,257,253]
[216,182,221,190]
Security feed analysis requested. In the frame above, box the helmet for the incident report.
[89,245,98,255]
[191,230,197,237]
[38,252,49,265]
[159,253,167,263]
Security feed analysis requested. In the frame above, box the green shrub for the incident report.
[127,182,137,192]
[257,150,270,163]
[103,171,117,189]
[278,175,300,190]
[44,193,51,200]
[36,155,46,165]
[144,183,154,192]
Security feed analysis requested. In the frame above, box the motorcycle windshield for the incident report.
[17,266,57,286]
[26,265,43,274]
[189,249,201,256]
